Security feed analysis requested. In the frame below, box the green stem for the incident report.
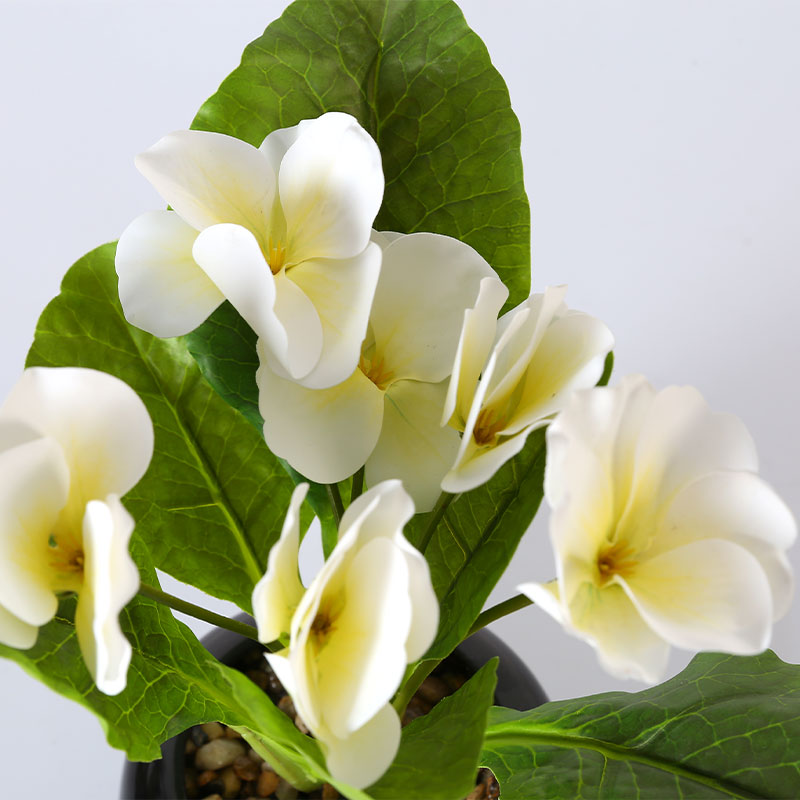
[468,593,533,637]
[392,660,437,717]
[138,582,282,649]
[418,492,456,553]
[326,483,344,527]
[350,467,365,503]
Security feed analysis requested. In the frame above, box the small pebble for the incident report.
[196,738,247,771]
[257,769,280,797]
[192,727,210,747]
[185,767,198,797]
[465,783,487,800]
[185,738,197,756]
[247,669,270,691]
[277,695,296,718]
[225,726,243,739]
[322,783,340,799]
[233,755,260,781]
[418,675,449,704]
[219,765,242,798]
[248,748,265,764]
[294,714,309,735]
[202,722,225,740]
[197,770,219,788]
[276,777,299,800]
[201,795,223,800]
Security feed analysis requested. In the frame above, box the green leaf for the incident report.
[0,537,323,789]
[26,243,295,609]
[410,429,546,660]
[481,650,800,799]
[186,0,529,425]
[370,659,498,800]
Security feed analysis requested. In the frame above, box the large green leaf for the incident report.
[186,0,529,426]
[26,243,295,610]
[370,659,498,800]
[481,651,800,799]
[409,429,546,660]
[0,538,323,789]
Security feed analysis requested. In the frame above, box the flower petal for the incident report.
[288,243,382,390]
[252,483,308,643]
[135,129,275,237]
[620,538,773,655]
[279,112,383,263]
[0,436,67,626]
[656,471,796,619]
[442,277,508,429]
[2,368,154,528]
[192,223,323,380]
[396,538,439,662]
[0,603,38,649]
[76,496,139,695]
[317,535,411,736]
[257,358,384,483]
[367,379,461,512]
[322,703,401,790]
[506,311,614,436]
[369,234,497,383]
[115,210,223,337]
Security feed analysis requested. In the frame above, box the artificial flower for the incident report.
[441,284,614,493]
[0,367,153,694]
[257,232,500,511]
[520,375,797,683]
[116,112,383,389]
[254,480,438,789]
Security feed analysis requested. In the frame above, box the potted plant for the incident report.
[1,2,798,799]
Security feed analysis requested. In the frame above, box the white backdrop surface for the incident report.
[1,1,799,797]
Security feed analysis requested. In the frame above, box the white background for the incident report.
[1,1,799,797]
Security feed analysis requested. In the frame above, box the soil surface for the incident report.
[183,643,499,799]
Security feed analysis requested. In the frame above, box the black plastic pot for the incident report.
[120,624,547,799]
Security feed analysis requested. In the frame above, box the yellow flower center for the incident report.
[266,236,287,274]
[596,539,638,586]
[359,353,394,390]
[48,534,85,591]
[472,407,506,446]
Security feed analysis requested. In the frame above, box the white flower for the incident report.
[520,375,796,683]
[0,367,153,695]
[254,480,438,789]
[441,284,614,493]
[115,112,384,389]
[256,232,499,511]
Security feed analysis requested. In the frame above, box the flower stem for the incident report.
[138,582,274,646]
[467,593,533,637]
[350,467,365,503]
[418,492,457,553]
[326,483,344,527]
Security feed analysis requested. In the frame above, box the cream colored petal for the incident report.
[257,357,384,484]
[655,471,796,619]
[506,311,614,436]
[322,703,401,790]
[252,483,308,643]
[0,416,44,454]
[135,129,274,236]
[288,243,382,390]
[544,376,655,525]
[338,479,414,549]
[367,380,461,512]
[0,437,67,626]
[280,112,383,263]
[2,368,154,524]
[565,582,670,683]
[265,649,296,698]
[631,384,758,512]
[396,538,439,662]
[0,604,38,649]
[442,277,508,429]
[369,233,497,383]
[259,121,302,175]
[192,223,323,380]
[76,496,138,695]
[316,536,411,736]
[484,287,568,409]
[518,580,566,625]
[115,210,223,338]
[620,538,773,655]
